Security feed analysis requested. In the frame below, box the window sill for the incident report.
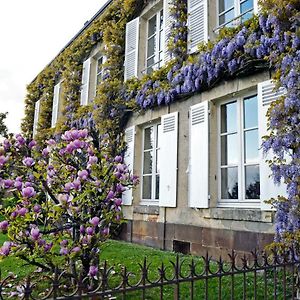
[204,208,274,223]
[133,205,159,215]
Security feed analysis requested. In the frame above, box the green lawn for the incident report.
[0,235,294,299]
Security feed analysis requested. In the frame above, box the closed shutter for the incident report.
[258,80,287,210]
[80,58,91,105]
[187,0,208,53]
[124,18,139,81]
[163,0,172,63]
[159,112,178,207]
[51,83,61,127]
[189,101,209,208]
[33,99,41,137]
[122,126,135,205]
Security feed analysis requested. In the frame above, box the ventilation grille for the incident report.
[191,105,205,125]
[163,115,176,133]
[262,83,286,107]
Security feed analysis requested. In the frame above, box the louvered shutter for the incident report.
[51,83,60,127]
[163,0,172,63]
[258,80,287,210]
[187,0,208,53]
[80,58,91,105]
[159,112,178,207]
[33,100,41,137]
[124,18,139,81]
[189,101,209,208]
[122,126,135,205]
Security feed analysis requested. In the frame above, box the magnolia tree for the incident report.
[0,129,137,277]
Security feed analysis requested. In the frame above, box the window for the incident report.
[146,9,164,74]
[219,95,260,207]
[96,56,104,86]
[218,0,254,28]
[81,53,106,105]
[141,124,161,204]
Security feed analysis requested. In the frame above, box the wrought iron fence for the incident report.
[1,248,300,299]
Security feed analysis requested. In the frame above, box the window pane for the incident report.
[148,15,157,37]
[221,167,238,199]
[219,0,234,13]
[245,165,260,199]
[240,0,253,13]
[244,129,259,163]
[142,176,152,199]
[143,151,153,174]
[221,101,237,133]
[221,133,238,165]
[155,175,160,199]
[156,149,160,173]
[144,127,154,150]
[159,10,164,29]
[219,8,235,26]
[147,36,156,58]
[244,96,258,128]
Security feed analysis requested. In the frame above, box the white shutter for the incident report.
[258,80,287,210]
[253,0,259,14]
[33,100,41,137]
[163,0,172,64]
[159,112,178,207]
[51,83,61,128]
[124,18,139,81]
[122,126,135,205]
[80,58,91,105]
[187,0,208,53]
[189,101,209,208]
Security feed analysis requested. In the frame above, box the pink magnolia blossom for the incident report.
[21,187,36,199]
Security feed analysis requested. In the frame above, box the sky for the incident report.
[0,0,107,134]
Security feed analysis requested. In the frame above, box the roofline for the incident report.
[30,0,113,84]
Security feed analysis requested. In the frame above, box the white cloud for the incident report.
[0,0,107,133]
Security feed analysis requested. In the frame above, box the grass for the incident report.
[0,235,295,299]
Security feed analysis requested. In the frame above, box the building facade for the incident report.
[29,0,287,257]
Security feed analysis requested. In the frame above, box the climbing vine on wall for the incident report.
[22,0,300,246]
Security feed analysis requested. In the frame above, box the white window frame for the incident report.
[145,9,164,75]
[217,92,260,208]
[141,123,161,205]
[217,0,255,29]
[93,54,106,99]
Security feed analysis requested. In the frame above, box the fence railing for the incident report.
[1,248,300,299]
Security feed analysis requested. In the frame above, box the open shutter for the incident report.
[258,80,287,210]
[124,18,139,81]
[163,0,172,64]
[33,100,41,137]
[122,126,135,205]
[51,83,60,127]
[253,0,259,14]
[187,0,208,53]
[80,58,91,105]
[189,101,209,208]
[159,112,178,207]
